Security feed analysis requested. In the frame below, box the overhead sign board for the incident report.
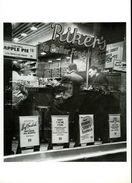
[19,116,39,148]
[79,115,94,144]
[51,115,69,144]
[105,41,124,68]
[4,41,37,59]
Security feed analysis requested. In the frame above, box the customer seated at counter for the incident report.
[88,66,109,93]
[45,63,84,145]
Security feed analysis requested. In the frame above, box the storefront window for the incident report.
[4,22,126,162]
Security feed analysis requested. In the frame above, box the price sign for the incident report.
[19,116,39,148]
[79,115,94,144]
[51,115,69,144]
[109,114,121,138]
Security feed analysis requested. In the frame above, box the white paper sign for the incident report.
[4,41,37,59]
[113,60,126,72]
[51,115,69,144]
[79,115,94,144]
[105,41,123,68]
[19,116,39,148]
[109,114,121,138]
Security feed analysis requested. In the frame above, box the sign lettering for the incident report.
[79,115,94,144]
[51,115,69,144]
[19,116,39,148]
[4,41,37,59]
[109,114,121,138]
[51,24,106,50]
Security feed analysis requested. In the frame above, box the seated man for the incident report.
[88,66,109,93]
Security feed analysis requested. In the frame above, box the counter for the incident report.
[4,141,126,162]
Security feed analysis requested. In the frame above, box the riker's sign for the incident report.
[51,24,106,50]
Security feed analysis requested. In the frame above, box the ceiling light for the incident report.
[56,58,61,61]
[66,56,70,59]
[40,52,46,55]
[13,38,19,42]
[21,33,27,37]
[48,60,52,63]
[30,26,38,31]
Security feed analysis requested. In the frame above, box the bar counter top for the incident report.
[4,141,126,162]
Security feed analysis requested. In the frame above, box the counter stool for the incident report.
[35,105,50,143]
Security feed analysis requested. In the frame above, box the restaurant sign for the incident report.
[79,115,94,144]
[38,23,106,57]
[19,116,39,148]
[109,114,121,139]
[51,24,106,50]
[51,115,69,144]
[4,41,37,59]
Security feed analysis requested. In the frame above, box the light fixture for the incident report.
[56,58,61,61]
[13,38,19,42]
[48,60,52,63]
[30,26,38,31]
[66,56,70,59]
[21,33,27,37]
[40,52,46,55]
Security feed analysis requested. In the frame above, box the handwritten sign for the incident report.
[4,41,37,60]
[109,114,121,138]
[19,116,39,148]
[79,115,94,144]
[51,115,69,144]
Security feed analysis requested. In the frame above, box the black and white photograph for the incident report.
[3,22,127,161]
[0,1,131,183]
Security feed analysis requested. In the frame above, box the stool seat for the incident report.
[36,106,49,111]
[35,105,50,143]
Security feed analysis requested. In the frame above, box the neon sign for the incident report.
[51,23,106,50]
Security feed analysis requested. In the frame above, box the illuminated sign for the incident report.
[39,43,87,57]
[51,24,106,50]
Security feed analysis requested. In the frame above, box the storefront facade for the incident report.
[4,22,126,161]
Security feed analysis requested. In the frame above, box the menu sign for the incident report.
[19,116,39,148]
[109,114,121,138]
[51,115,69,144]
[79,115,94,144]
[4,41,37,60]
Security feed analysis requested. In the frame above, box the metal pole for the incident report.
[86,48,92,89]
